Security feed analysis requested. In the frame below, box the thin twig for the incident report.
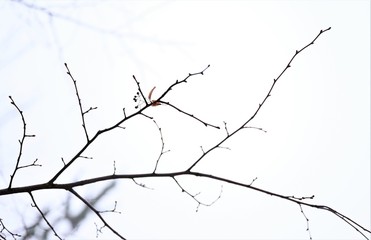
[140,113,153,119]
[153,65,211,106]
[173,177,222,212]
[123,108,126,118]
[242,126,267,133]
[112,160,116,175]
[8,96,35,189]
[69,188,126,240]
[0,218,21,239]
[29,192,62,240]
[132,179,153,190]
[98,201,122,214]
[64,63,90,142]
[288,195,315,201]
[223,121,229,136]
[132,75,149,105]
[18,158,42,170]
[159,101,220,129]
[83,106,98,115]
[249,177,258,186]
[186,27,332,171]
[299,204,312,240]
[153,119,170,173]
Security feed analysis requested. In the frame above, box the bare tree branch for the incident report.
[132,75,149,106]
[132,179,154,190]
[98,201,121,214]
[186,27,332,171]
[28,192,62,240]
[159,101,220,129]
[0,218,21,240]
[173,177,222,212]
[8,96,36,189]
[154,64,211,104]
[152,119,170,173]
[3,26,369,240]
[299,204,312,240]
[17,158,41,170]
[64,63,91,142]
[2,169,370,239]
[68,188,126,240]
[48,65,213,184]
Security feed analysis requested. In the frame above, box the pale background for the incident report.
[0,0,370,239]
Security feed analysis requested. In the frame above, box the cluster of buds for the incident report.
[133,92,143,109]
[133,86,161,109]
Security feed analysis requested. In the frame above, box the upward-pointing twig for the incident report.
[132,75,149,106]
[8,96,35,189]
[186,27,332,171]
[64,63,90,142]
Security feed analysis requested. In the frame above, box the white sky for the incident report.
[0,0,370,239]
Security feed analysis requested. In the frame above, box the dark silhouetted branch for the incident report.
[17,158,41,170]
[29,192,62,240]
[48,65,214,184]
[0,218,21,239]
[159,101,220,129]
[64,63,91,142]
[4,26,368,240]
[186,27,332,172]
[132,75,149,106]
[69,188,126,240]
[8,96,36,189]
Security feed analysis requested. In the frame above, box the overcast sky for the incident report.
[0,1,370,239]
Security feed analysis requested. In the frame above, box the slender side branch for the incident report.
[152,119,170,173]
[172,177,222,212]
[0,218,21,239]
[8,96,35,189]
[223,121,229,136]
[154,65,210,104]
[83,106,98,115]
[132,179,153,190]
[64,63,90,142]
[99,201,121,214]
[69,188,126,240]
[186,27,332,171]
[48,65,212,183]
[159,101,220,129]
[18,158,42,170]
[243,126,267,133]
[132,75,149,106]
[299,204,312,240]
[29,192,62,240]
